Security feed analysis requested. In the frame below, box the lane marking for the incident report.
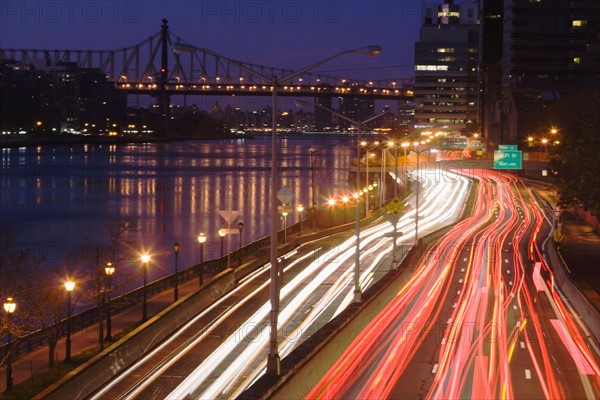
[520,342,525,349]
[525,369,531,380]
[432,364,438,374]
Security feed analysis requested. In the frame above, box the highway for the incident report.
[88,169,471,399]
[309,169,600,399]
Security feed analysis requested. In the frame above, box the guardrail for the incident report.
[0,223,302,361]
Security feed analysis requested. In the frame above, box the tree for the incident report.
[525,90,600,214]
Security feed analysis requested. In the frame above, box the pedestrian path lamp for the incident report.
[327,199,336,227]
[297,204,304,236]
[173,243,180,301]
[197,232,206,263]
[3,297,16,392]
[140,254,150,322]
[64,280,75,362]
[219,229,226,259]
[104,263,115,340]
[238,222,244,267]
[197,233,206,285]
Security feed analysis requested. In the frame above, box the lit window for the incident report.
[573,57,581,64]
[437,48,455,53]
[572,20,587,27]
[415,65,449,71]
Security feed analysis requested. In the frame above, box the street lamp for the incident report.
[197,233,206,285]
[173,42,382,375]
[104,263,115,340]
[140,254,150,322]
[282,211,289,244]
[64,280,75,362]
[3,297,16,392]
[238,222,244,267]
[173,243,180,301]
[219,229,226,259]
[342,196,349,223]
[297,204,304,236]
[327,199,336,227]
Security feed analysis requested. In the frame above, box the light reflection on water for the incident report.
[1,135,353,283]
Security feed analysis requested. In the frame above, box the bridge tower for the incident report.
[158,18,170,136]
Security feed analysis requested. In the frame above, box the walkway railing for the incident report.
[0,223,301,361]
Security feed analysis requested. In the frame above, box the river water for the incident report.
[0,134,355,283]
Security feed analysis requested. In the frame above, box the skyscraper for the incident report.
[413,0,480,135]
[500,0,600,143]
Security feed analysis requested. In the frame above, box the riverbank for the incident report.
[0,132,254,149]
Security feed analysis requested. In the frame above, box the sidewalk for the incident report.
[0,265,219,395]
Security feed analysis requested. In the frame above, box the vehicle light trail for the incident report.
[309,169,600,400]
[87,169,470,399]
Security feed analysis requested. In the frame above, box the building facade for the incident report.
[413,0,480,135]
[500,0,600,144]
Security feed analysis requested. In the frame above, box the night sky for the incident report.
[1,1,422,109]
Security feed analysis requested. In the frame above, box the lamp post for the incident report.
[412,142,425,245]
[3,297,16,392]
[173,243,180,301]
[173,43,382,375]
[238,222,244,267]
[281,211,288,243]
[64,280,75,362]
[342,196,349,223]
[104,263,115,340]
[309,146,334,231]
[140,254,150,322]
[197,233,206,285]
[327,199,335,227]
[219,229,226,259]
[297,204,304,236]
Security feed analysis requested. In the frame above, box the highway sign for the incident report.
[494,150,522,169]
[386,198,405,216]
[442,137,468,149]
[498,144,518,150]
[277,187,294,205]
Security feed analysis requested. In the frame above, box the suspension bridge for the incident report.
[0,19,412,97]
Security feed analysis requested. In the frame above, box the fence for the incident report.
[0,223,302,361]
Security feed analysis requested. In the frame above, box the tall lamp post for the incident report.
[297,204,304,236]
[197,233,206,285]
[173,243,180,301]
[3,297,16,392]
[238,222,244,266]
[64,280,75,362]
[174,42,382,375]
[140,254,150,322]
[104,263,115,340]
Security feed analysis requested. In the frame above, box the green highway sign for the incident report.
[442,137,468,149]
[498,144,518,150]
[494,150,522,169]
